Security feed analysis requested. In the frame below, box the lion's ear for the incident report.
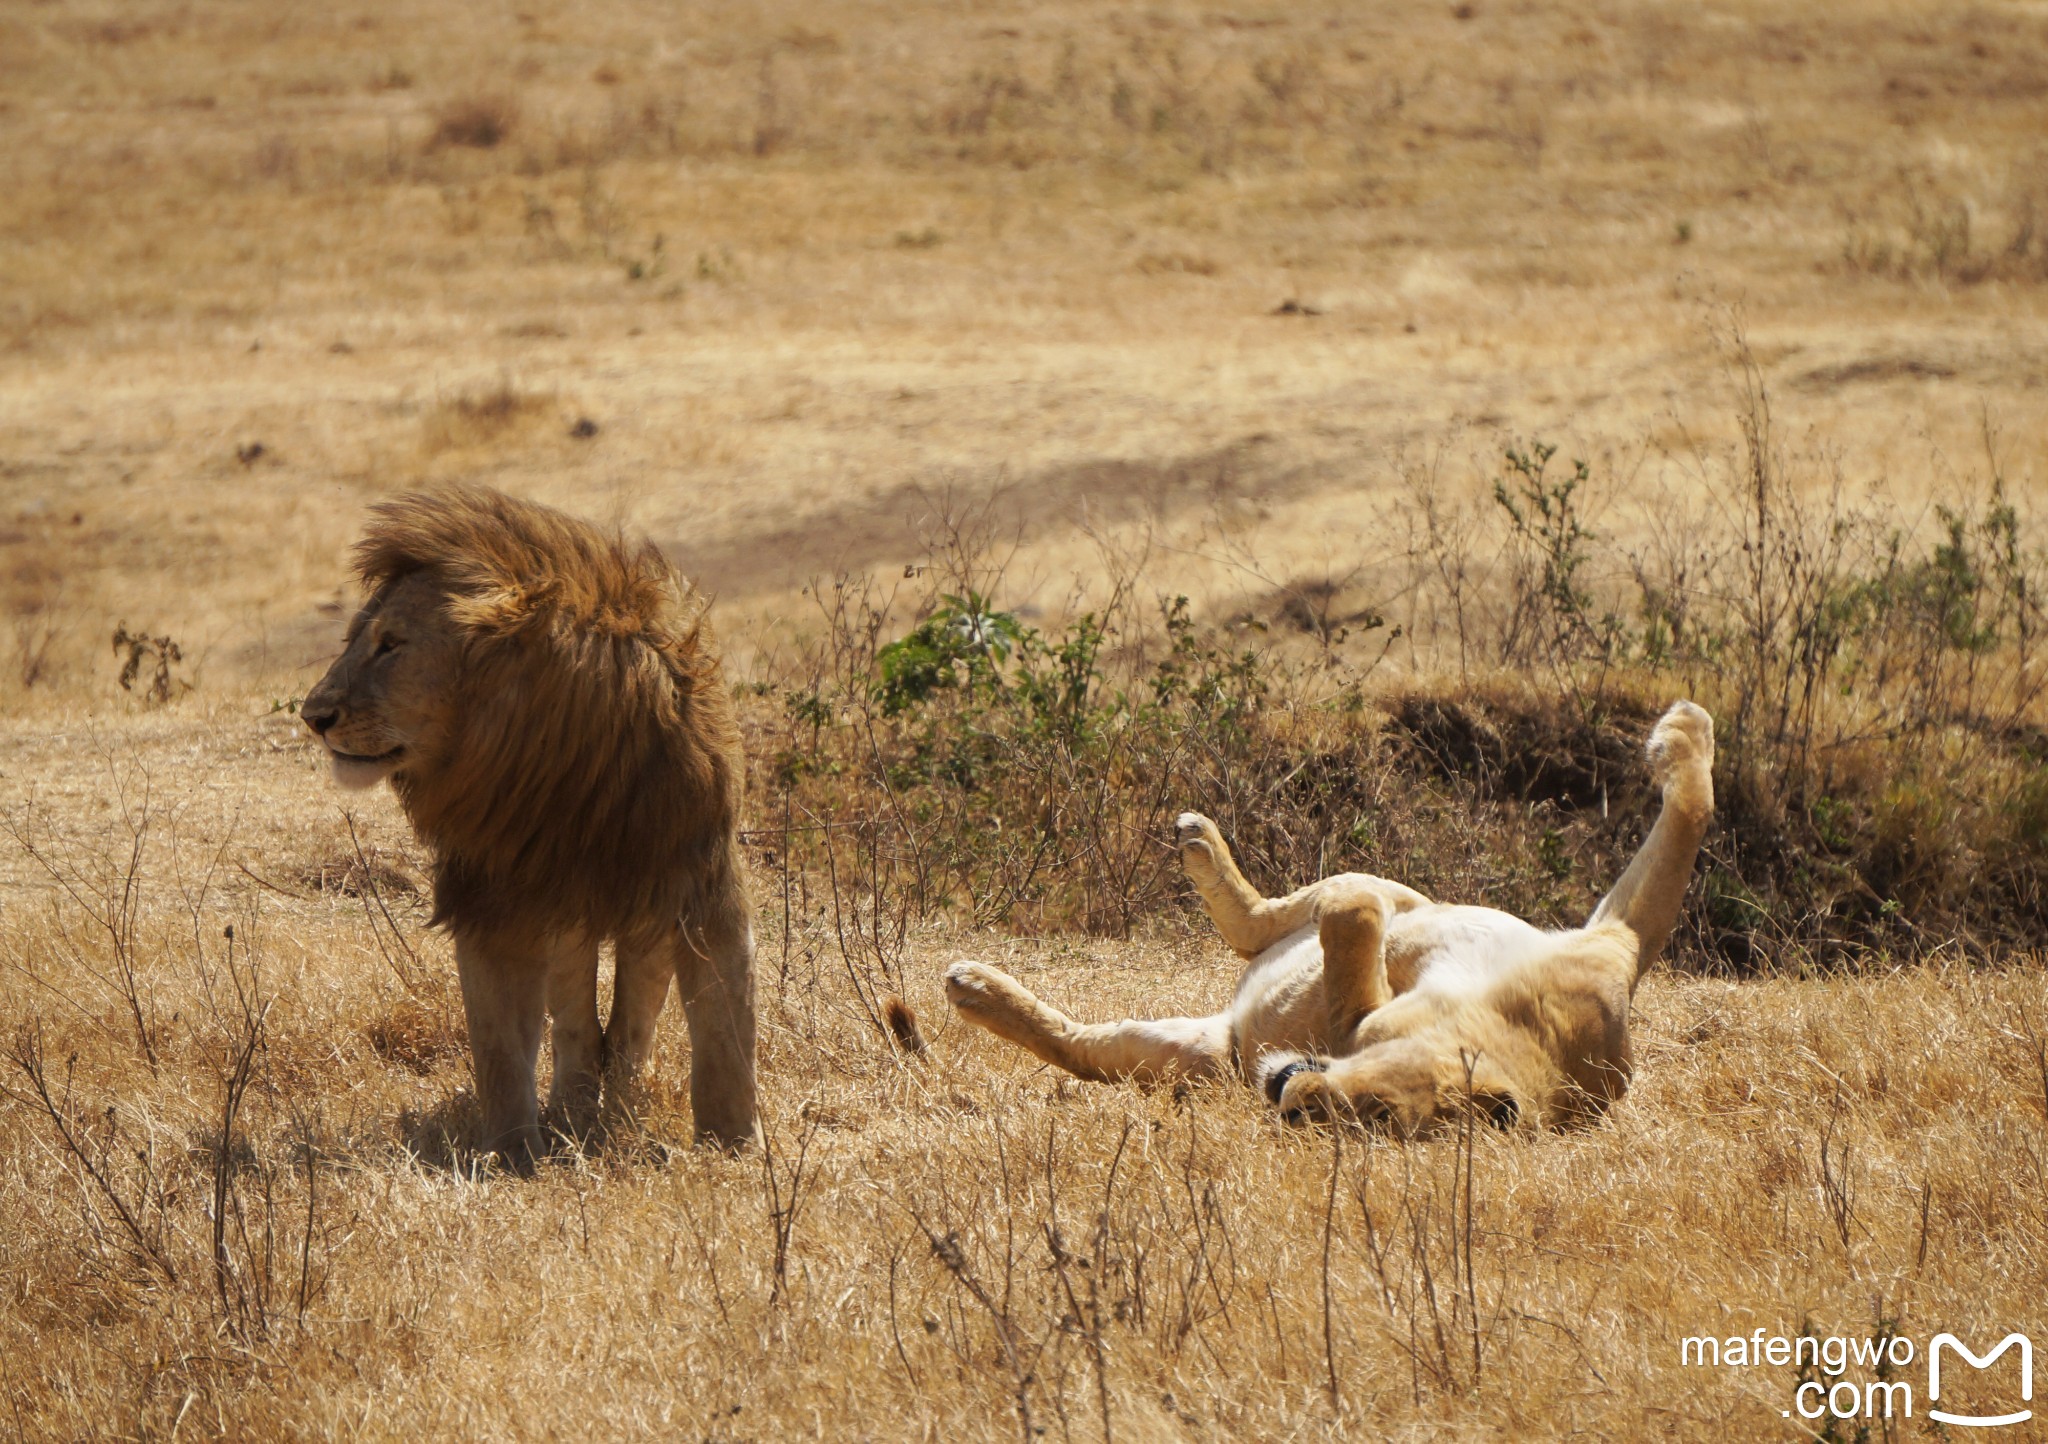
[447,586,537,634]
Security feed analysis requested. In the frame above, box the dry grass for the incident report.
[1,748,2043,1439]
[8,0,2048,699]
[5,0,2048,1436]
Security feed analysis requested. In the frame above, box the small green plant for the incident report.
[622,232,667,282]
[874,592,1028,715]
[1493,443,1621,672]
[1149,595,1266,723]
[1787,1321,1857,1444]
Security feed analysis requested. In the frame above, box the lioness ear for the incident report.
[1472,1091,1520,1130]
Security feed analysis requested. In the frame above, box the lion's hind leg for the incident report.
[945,962,1229,1084]
[673,905,759,1152]
[1176,812,1325,958]
[1587,700,1716,990]
[600,932,674,1123]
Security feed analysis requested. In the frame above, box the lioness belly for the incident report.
[1388,905,1552,998]
[1226,904,1552,1065]
[1227,926,1328,1060]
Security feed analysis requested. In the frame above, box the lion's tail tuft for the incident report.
[883,995,928,1056]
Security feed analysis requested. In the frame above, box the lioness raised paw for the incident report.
[1646,699,1715,789]
[1176,811,1226,883]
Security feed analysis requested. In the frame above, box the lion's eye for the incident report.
[374,634,401,657]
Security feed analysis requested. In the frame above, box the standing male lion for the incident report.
[302,485,754,1168]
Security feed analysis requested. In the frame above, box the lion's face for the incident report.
[1278,1037,1529,1136]
[302,573,464,790]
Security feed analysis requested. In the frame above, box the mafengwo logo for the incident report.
[1928,1333,2033,1429]
[1681,1328,2033,1427]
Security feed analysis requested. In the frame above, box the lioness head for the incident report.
[301,571,464,791]
[1275,1037,1531,1136]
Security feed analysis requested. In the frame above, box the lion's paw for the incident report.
[946,962,1062,1050]
[1254,1050,1325,1106]
[1175,812,1224,880]
[944,961,1028,1022]
[1275,1068,1336,1125]
[1647,703,1716,828]
[1646,700,1714,784]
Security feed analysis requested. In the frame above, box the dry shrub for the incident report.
[6,546,65,692]
[293,844,423,901]
[360,994,466,1076]
[418,381,553,454]
[110,624,190,705]
[742,344,2048,975]
[428,93,520,151]
[1839,156,2048,286]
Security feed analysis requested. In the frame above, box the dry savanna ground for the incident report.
[5,0,2048,1438]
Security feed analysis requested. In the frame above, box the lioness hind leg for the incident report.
[1587,700,1717,990]
[674,906,758,1151]
[945,961,1230,1084]
[1177,812,1327,958]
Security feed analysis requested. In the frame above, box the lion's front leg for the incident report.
[674,906,758,1151]
[1315,878,1390,1046]
[542,932,604,1141]
[1177,812,1325,958]
[945,961,1230,1084]
[453,927,552,1173]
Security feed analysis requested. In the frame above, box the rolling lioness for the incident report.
[944,700,1714,1134]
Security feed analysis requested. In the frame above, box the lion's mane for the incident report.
[355,484,745,940]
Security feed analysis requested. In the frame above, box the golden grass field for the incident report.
[5,0,2048,1438]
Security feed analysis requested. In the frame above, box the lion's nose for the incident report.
[302,703,339,736]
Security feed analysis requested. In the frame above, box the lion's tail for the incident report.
[883,995,928,1056]
[1587,700,1715,991]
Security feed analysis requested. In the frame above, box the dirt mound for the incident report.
[665,434,1326,599]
